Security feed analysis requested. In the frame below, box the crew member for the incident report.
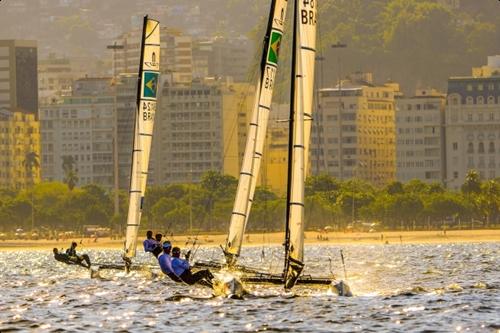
[53,248,69,263]
[158,241,181,282]
[63,242,91,268]
[143,230,159,254]
[152,233,163,257]
[171,246,214,288]
[66,241,78,256]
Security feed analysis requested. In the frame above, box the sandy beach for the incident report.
[0,229,498,251]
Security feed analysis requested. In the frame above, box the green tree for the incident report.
[305,174,340,195]
[62,156,79,190]
[461,169,482,195]
[22,151,40,187]
[385,181,404,195]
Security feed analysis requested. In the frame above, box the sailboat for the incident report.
[122,16,161,268]
[223,0,289,267]
[93,16,159,272]
[199,0,351,295]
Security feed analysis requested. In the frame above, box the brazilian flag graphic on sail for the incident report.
[267,31,282,66]
[142,71,159,99]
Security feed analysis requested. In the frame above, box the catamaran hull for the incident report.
[330,280,353,297]
[212,273,247,299]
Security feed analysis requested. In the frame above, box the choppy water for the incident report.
[0,243,498,332]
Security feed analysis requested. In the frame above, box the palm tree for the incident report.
[62,155,79,190]
[22,151,40,231]
[22,151,40,187]
[461,169,481,195]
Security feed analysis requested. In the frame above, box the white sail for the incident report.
[299,0,317,176]
[224,0,289,265]
[124,17,160,259]
[285,0,316,289]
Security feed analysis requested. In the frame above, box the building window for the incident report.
[466,96,474,105]
[453,171,458,179]
[467,142,474,153]
[489,142,495,153]
[478,84,484,91]
[453,142,458,150]
[488,96,495,104]
[478,142,485,153]
[466,84,473,91]
[477,96,484,104]
[467,156,474,168]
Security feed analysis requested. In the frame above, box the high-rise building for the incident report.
[151,80,254,184]
[113,27,193,85]
[445,66,500,189]
[0,109,41,189]
[472,55,500,78]
[0,40,38,116]
[38,53,77,106]
[115,74,138,189]
[192,37,254,82]
[39,78,115,188]
[261,104,289,194]
[395,89,446,183]
[312,73,399,186]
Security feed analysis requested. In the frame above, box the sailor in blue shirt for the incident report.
[171,246,214,288]
[158,241,181,282]
[143,230,161,257]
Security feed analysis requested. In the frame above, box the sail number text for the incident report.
[301,0,316,25]
[264,66,276,90]
[142,101,156,121]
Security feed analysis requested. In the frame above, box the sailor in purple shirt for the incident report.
[171,247,214,288]
[158,241,181,282]
[143,230,160,256]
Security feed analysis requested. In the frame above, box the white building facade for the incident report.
[396,89,446,183]
[445,76,500,189]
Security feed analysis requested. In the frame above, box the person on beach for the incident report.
[158,241,182,282]
[171,246,214,288]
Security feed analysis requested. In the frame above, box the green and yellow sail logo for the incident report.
[142,71,159,99]
[267,31,282,65]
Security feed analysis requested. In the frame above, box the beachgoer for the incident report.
[171,247,214,287]
[158,241,182,282]
[143,230,159,254]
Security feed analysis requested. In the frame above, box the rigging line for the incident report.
[316,5,327,173]
[220,66,260,164]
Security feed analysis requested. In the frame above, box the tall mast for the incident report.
[283,0,298,280]
[124,16,160,259]
[224,0,289,266]
[284,0,317,289]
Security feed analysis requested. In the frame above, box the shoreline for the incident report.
[0,229,498,251]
